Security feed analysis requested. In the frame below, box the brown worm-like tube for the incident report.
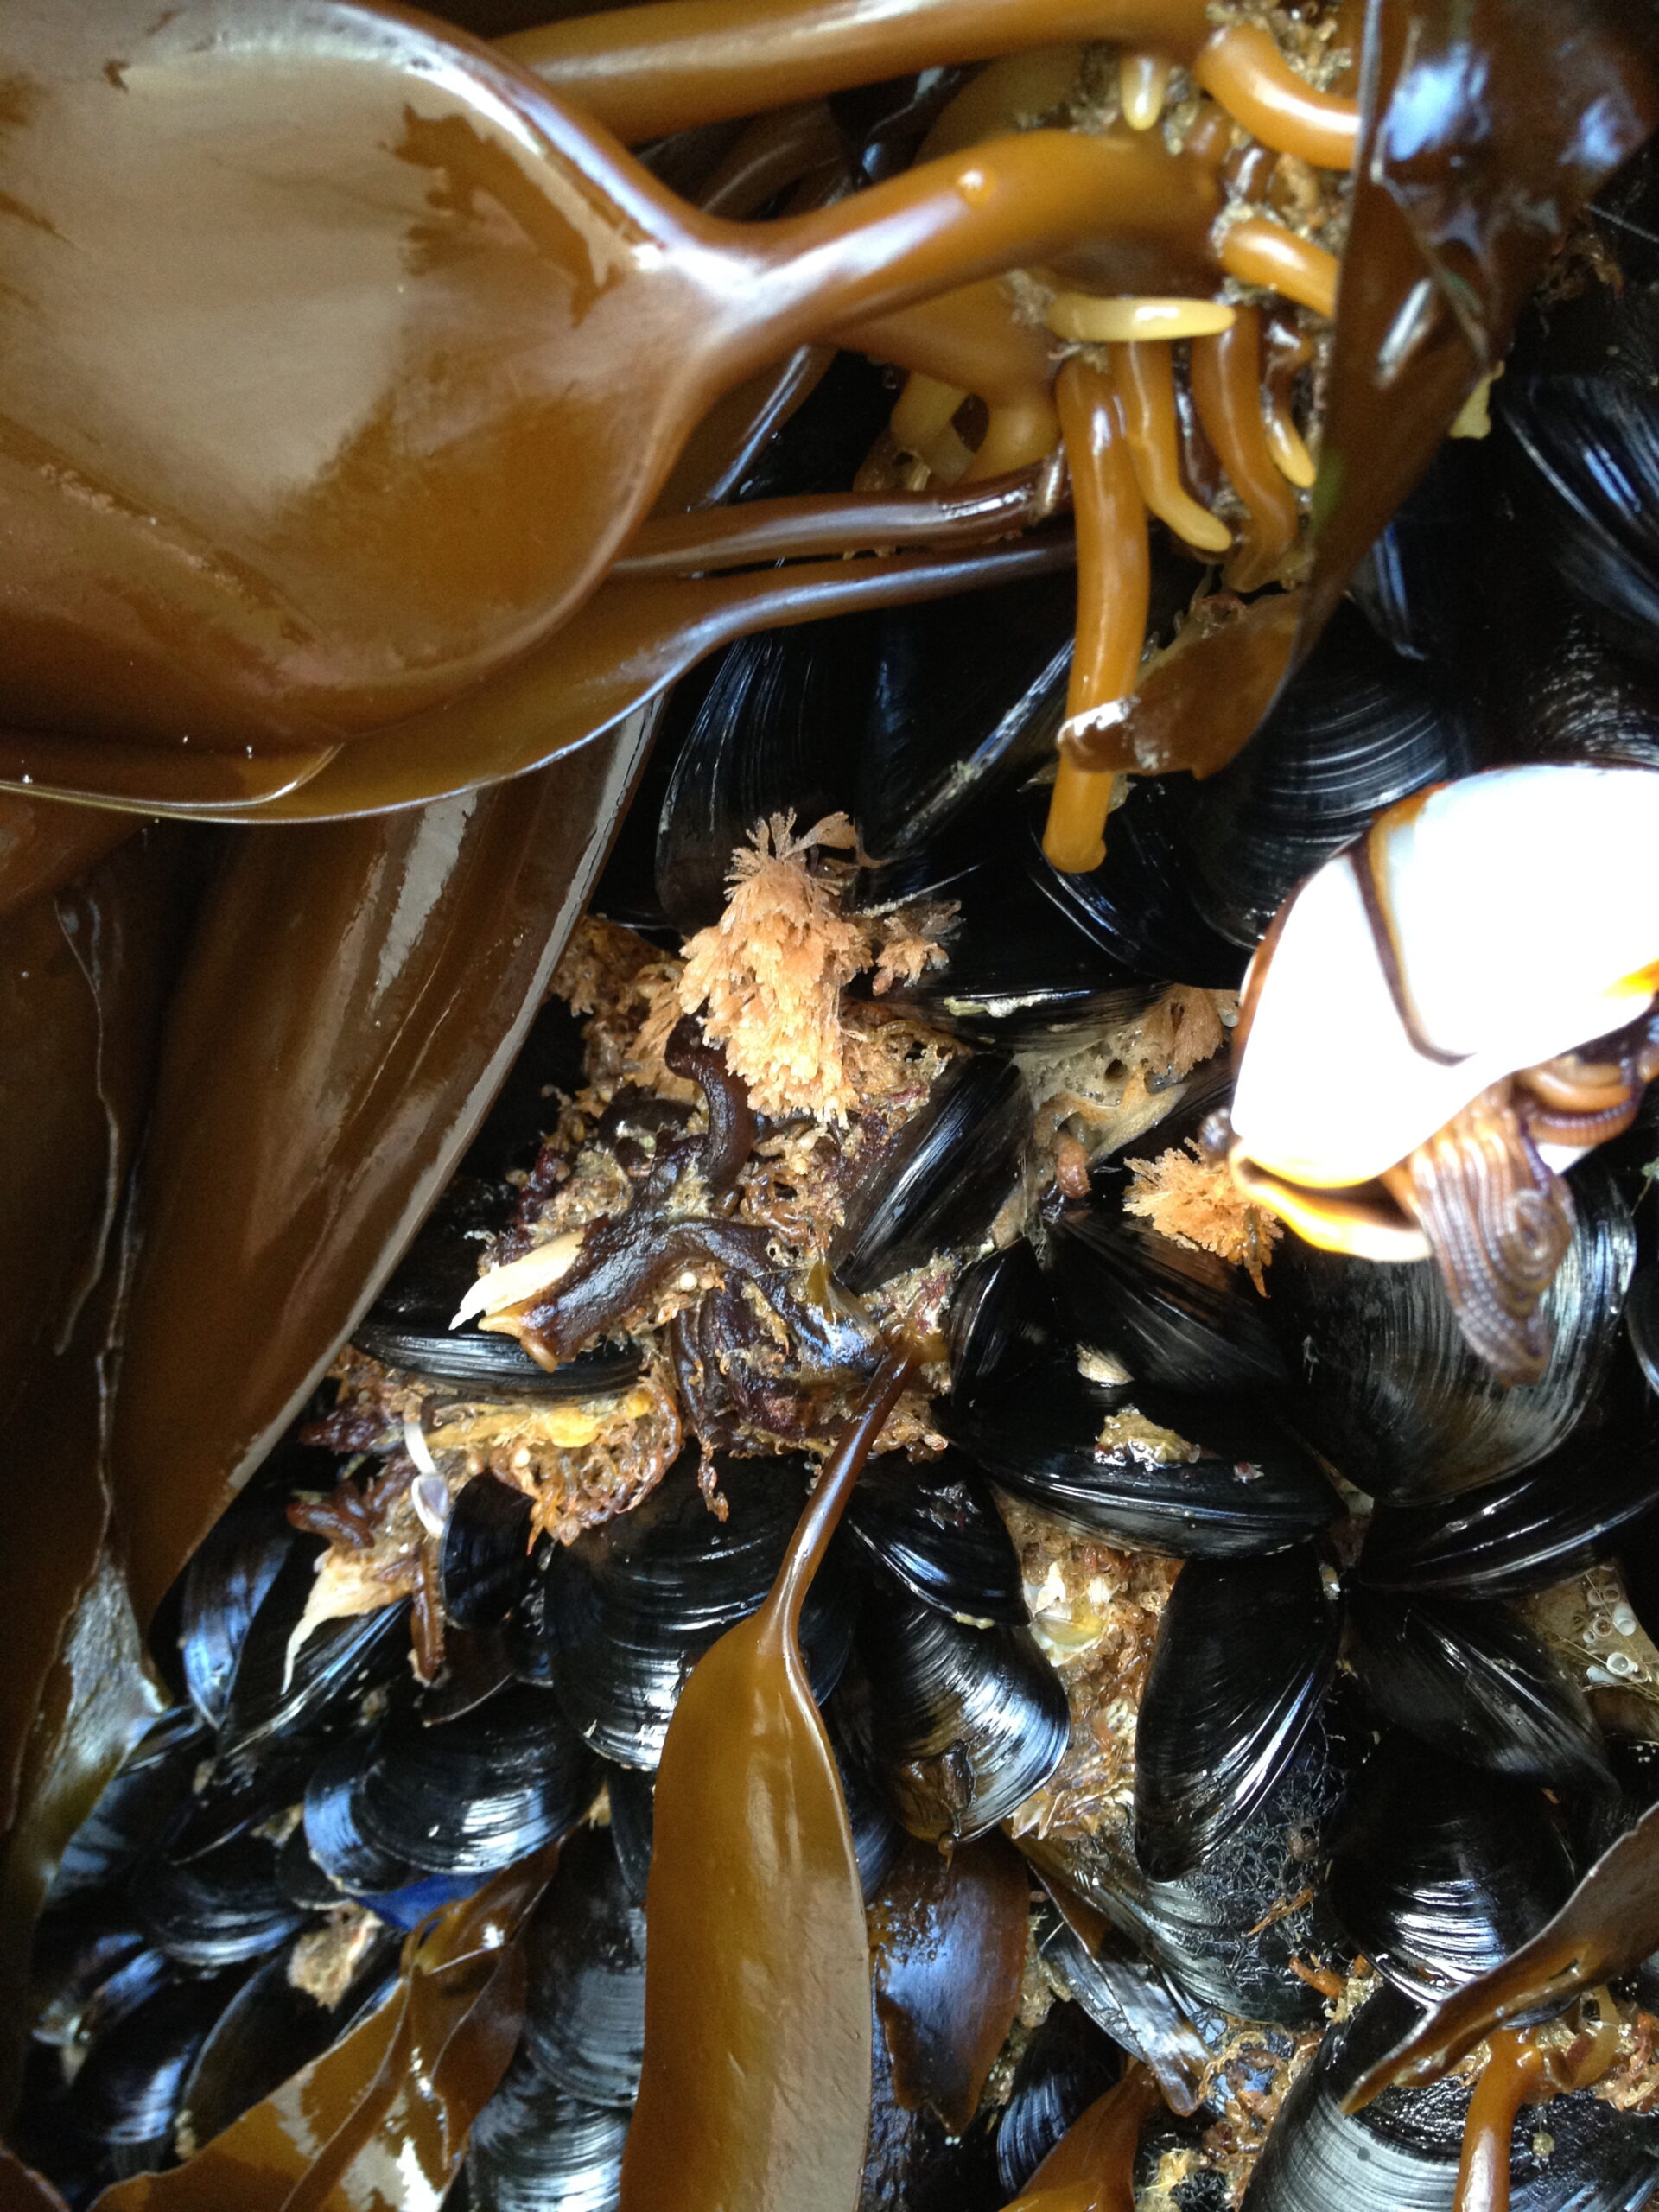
[1190,307,1301,593]
[1263,311,1317,487]
[1111,340,1231,553]
[1194,22,1360,168]
[508,0,1216,143]
[1452,2028,1548,2212]
[1219,213,1342,318]
[1043,354,1148,873]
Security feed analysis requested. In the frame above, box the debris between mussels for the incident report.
[1344,1586,1612,1793]
[945,1343,1338,1558]
[1134,1545,1340,1882]
[1328,1736,1580,2008]
[829,1052,1033,1294]
[859,1578,1068,1844]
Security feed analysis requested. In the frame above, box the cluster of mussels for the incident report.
[19,9,1659,2212]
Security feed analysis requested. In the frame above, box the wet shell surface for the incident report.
[1230,764,1659,1191]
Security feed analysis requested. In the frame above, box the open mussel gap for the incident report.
[15,12,1659,2212]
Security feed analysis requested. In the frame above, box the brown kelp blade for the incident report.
[235,537,1076,823]
[86,1847,556,2212]
[109,721,652,1628]
[0,3,1210,762]
[1295,0,1659,658]
[0,801,141,924]
[620,1355,912,2212]
[1342,1797,1659,2112]
[1009,2064,1163,2212]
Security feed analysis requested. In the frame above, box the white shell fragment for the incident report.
[1230,766,1659,1190]
[451,1225,586,1327]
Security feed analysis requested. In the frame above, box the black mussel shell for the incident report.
[1328,1736,1580,2008]
[1344,1586,1611,1791]
[1242,1981,1659,2212]
[49,1706,209,1903]
[856,568,1076,869]
[130,1831,305,1972]
[302,1738,418,1898]
[873,855,1162,1046]
[995,2001,1122,2199]
[176,1932,398,2152]
[1135,1545,1339,1882]
[1047,1205,1288,1398]
[858,1581,1067,1844]
[215,1541,411,1768]
[1357,1404,1659,1599]
[945,1345,1338,1558]
[423,1624,517,1724]
[467,2058,630,2212]
[351,1321,644,1399]
[1348,440,1489,665]
[1490,589,1659,773]
[30,1909,172,2050]
[441,1476,535,1631]
[1269,1161,1635,1502]
[519,1827,645,2108]
[535,1452,855,1769]
[1187,606,1474,949]
[1017,779,1247,991]
[654,617,871,935]
[66,1967,244,2175]
[1030,1895,1208,2115]
[843,1449,1027,1627]
[1045,1707,1357,2027]
[179,1498,295,1730]
[946,1240,1056,1414]
[1502,372,1659,666]
[353,1682,598,1878]
[830,1054,1032,1294]
[821,1665,925,1905]
[1628,1262,1659,1395]
[603,1765,655,1910]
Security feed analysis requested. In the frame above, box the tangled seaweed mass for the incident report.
[8,2,1659,2209]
